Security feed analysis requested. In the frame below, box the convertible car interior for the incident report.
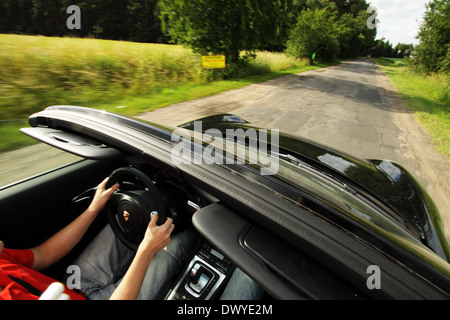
[1,106,449,300]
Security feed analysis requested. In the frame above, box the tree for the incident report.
[371,38,395,58]
[0,0,163,43]
[286,5,340,61]
[0,0,64,36]
[337,9,376,58]
[394,43,415,58]
[285,0,376,61]
[158,0,282,64]
[331,0,376,58]
[414,0,450,73]
[126,0,163,43]
[260,0,308,52]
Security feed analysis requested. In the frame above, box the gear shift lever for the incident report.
[188,263,214,294]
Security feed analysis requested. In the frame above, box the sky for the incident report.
[368,0,428,45]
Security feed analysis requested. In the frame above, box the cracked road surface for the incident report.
[137,58,450,242]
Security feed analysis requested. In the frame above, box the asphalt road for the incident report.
[2,58,449,242]
[137,58,450,241]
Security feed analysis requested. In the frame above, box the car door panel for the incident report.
[0,158,123,250]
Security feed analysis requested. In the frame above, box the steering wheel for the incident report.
[105,167,167,251]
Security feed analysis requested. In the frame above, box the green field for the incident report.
[373,57,450,161]
[0,34,328,152]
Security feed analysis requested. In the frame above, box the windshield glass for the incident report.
[0,142,81,188]
[276,159,423,243]
[276,158,450,275]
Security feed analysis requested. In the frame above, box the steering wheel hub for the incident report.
[115,194,149,233]
[106,167,167,251]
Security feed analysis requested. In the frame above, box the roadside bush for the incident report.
[413,0,449,74]
[286,8,340,62]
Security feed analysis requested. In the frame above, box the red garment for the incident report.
[0,248,85,300]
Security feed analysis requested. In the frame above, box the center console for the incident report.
[166,241,235,300]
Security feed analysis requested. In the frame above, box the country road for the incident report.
[1,58,449,242]
[137,58,450,242]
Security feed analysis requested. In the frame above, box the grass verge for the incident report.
[0,34,331,152]
[94,62,329,116]
[373,57,450,161]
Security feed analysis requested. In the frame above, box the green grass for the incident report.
[0,34,205,120]
[0,121,37,150]
[0,34,330,152]
[373,57,450,161]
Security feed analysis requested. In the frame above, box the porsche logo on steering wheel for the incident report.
[123,210,130,222]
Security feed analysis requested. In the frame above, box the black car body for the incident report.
[1,105,449,300]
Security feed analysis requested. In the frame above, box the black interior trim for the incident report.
[0,158,123,249]
[192,203,307,300]
[21,127,122,160]
[243,227,357,299]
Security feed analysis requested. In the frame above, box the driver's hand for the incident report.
[139,213,174,254]
[88,177,119,214]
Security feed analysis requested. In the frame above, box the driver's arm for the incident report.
[109,214,174,300]
[31,177,119,271]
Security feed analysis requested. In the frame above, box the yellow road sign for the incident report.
[202,55,226,69]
